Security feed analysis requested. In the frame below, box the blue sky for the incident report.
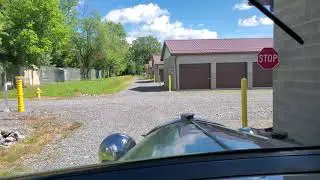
[79,0,273,43]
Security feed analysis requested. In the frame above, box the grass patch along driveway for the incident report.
[0,76,134,99]
[0,115,82,176]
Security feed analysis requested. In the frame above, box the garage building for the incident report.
[150,55,164,82]
[145,60,153,79]
[161,38,273,90]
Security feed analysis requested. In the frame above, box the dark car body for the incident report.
[116,114,295,162]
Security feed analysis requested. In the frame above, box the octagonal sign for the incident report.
[258,48,279,70]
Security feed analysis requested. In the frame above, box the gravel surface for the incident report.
[0,79,273,173]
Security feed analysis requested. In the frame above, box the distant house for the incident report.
[148,60,153,78]
[161,38,273,90]
[150,55,164,82]
[144,64,149,73]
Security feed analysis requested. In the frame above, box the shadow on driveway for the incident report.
[129,86,167,92]
[135,80,154,83]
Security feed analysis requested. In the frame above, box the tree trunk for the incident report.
[86,69,90,80]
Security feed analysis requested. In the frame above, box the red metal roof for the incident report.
[163,38,273,56]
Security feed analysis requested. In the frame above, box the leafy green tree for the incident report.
[50,0,79,68]
[0,0,160,79]
[1,0,70,69]
[125,58,137,75]
[104,22,129,76]
[59,0,79,27]
[128,36,161,74]
[93,21,129,77]
[73,13,101,79]
[0,0,5,46]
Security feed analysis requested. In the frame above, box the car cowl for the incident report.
[99,113,296,163]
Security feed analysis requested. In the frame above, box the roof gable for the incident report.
[151,55,163,65]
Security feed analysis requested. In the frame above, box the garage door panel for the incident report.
[253,62,273,87]
[179,64,211,89]
[216,62,247,88]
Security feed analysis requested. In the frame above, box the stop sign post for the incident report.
[258,48,279,70]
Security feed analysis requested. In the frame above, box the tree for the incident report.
[1,0,70,69]
[128,36,161,74]
[0,0,5,46]
[0,0,160,79]
[92,21,129,77]
[0,1,7,84]
[73,13,101,79]
[73,5,129,79]
[59,0,79,27]
[50,0,79,68]
[103,22,129,76]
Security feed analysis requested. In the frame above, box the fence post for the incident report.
[241,78,247,127]
[168,74,172,92]
[3,82,11,112]
[16,76,25,112]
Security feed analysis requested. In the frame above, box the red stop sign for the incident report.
[258,48,279,70]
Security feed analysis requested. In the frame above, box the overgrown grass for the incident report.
[0,76,134,98]
[139,74,150,80]
[0,116,82,176]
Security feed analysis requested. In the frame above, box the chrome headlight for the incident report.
[98,133,136,162]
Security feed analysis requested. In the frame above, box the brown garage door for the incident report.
[253,62,273,87]
[179,63,211,89]
[216,62,247,88]
[159,69,164,82]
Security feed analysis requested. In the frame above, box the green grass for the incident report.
[0,76,134,98]
[138,73,152,80]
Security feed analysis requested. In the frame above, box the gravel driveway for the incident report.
[0,79,273,173]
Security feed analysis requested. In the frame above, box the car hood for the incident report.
[120,117,294,162]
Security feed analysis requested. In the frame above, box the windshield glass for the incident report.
[0,0,317,178]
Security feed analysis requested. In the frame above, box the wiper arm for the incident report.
[249,0,304,45]
[189,119,230,150]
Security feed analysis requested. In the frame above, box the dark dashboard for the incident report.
[11,146,320,180]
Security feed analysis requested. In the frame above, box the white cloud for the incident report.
[78,0,84,5]
[238,15,273,27]
[238,16,259,27]
[139,16,218,41]
[104,3,218,43]
[259,17,273,25]
[103,3,168,24]
[233,0,253,11]
[223,33,272,39]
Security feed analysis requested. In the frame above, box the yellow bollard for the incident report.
[36,87,42,99]
[241,78,247,127]
[168,74,172,92]
[15,76,25,112]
